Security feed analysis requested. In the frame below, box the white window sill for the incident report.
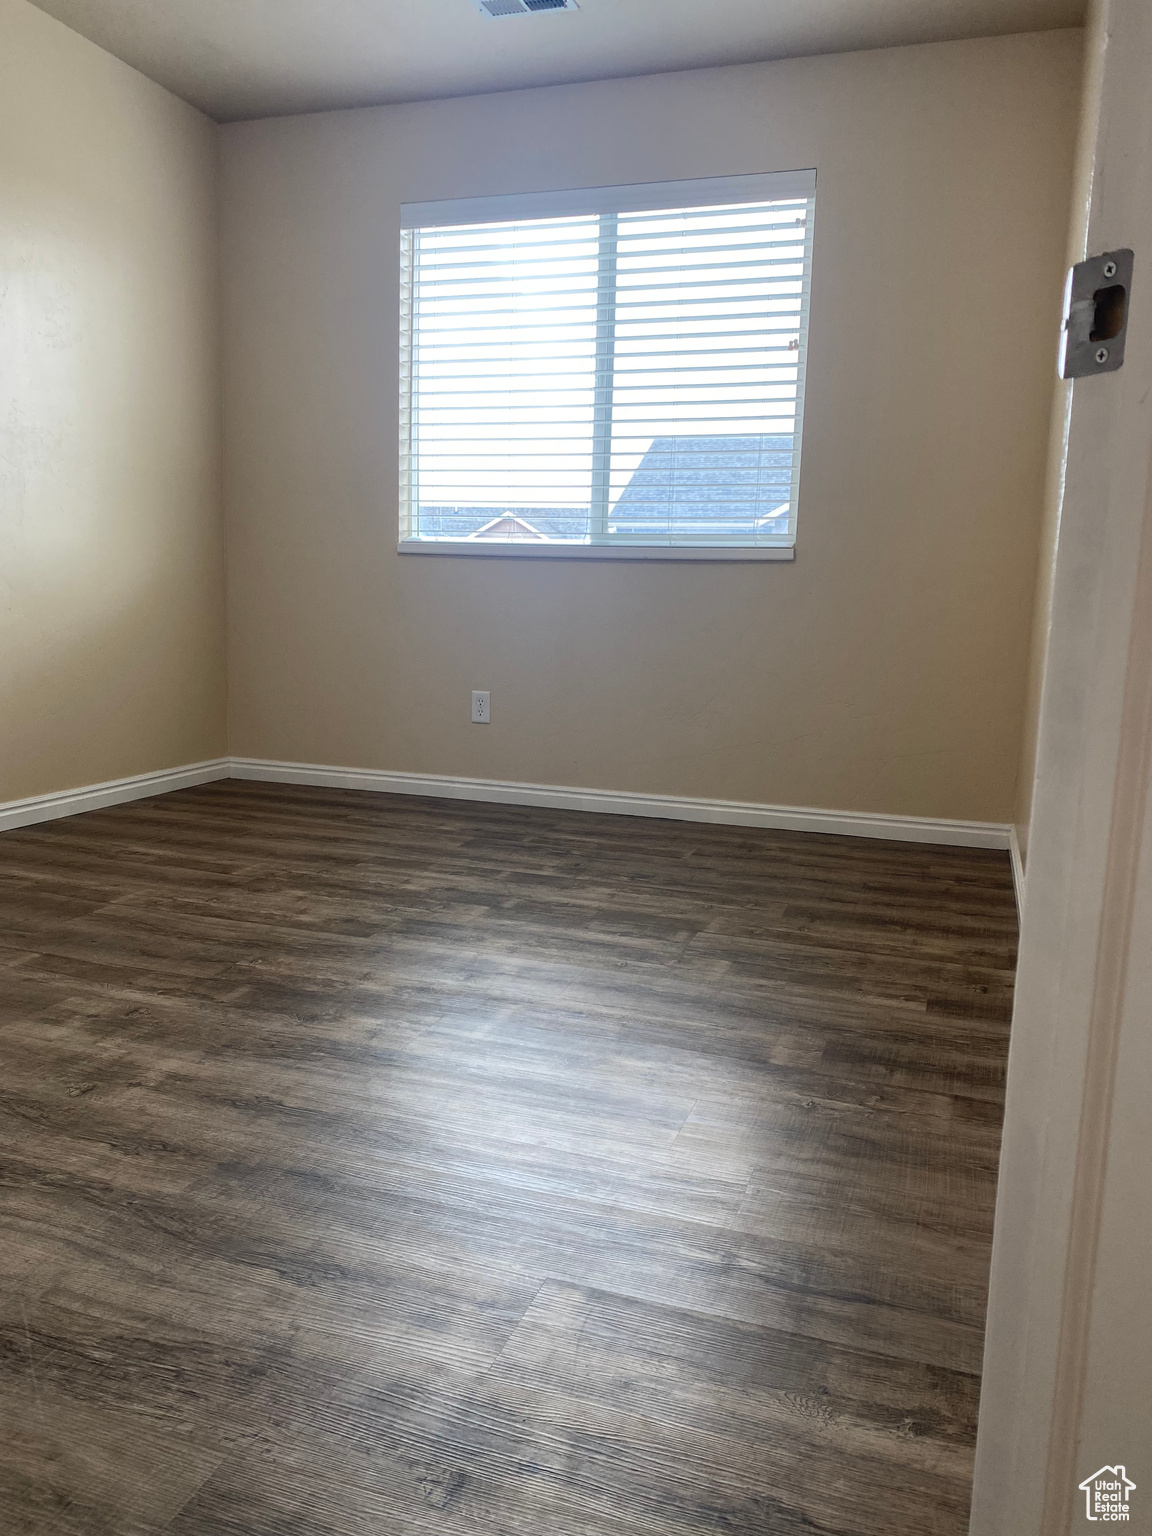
[397,540,795,563]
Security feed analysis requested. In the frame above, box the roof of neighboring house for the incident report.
[417,432,795,540]
[610,433,793,534]
[467,514,549,541]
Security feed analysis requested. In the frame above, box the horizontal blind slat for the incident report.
[416,242,805,274]
[411,312,805,333]
[416,264,805,298]
[416,230,806,266]
[413,425,799,439]
[412,328,804,349]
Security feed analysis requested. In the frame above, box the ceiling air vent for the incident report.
[471,0,578,16]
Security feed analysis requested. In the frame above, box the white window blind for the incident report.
[399,171,815,558]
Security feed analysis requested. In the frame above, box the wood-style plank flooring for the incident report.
[0,781,1018,1536]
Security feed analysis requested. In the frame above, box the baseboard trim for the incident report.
[1,753,1014,852]
[1009,823,1026,917]
[230,756,1012,850]
[0,759,231,833]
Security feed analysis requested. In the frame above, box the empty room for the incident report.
[2,0,1150,1533]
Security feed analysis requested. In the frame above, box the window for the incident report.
[399,170,815,560]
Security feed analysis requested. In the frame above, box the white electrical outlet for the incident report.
[471,690,491,724]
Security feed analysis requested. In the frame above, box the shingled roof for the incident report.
[416,433,795,541]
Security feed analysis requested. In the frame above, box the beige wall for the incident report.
[0,0,227,803]
[220,31,1081,822]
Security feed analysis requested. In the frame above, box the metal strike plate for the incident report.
[1059,248,1133,379]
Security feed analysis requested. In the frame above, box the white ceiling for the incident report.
[30,0,1084,123]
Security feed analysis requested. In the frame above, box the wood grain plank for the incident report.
[0,782,1016,1535]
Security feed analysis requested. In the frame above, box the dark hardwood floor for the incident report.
[0,781,1018,1536]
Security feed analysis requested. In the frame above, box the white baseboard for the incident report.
[230,756,1012,850]
[0,753,1014,852]
[1009,823,1026,917]
[0,758,231,833]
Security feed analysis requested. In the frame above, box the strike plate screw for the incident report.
[1103,260,1118,279]
[1096,347,1110,365]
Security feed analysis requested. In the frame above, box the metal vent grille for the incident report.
[473,0,577,15]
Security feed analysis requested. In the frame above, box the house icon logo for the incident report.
[1079,1466,1136,1522]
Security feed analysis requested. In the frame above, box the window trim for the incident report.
[399,170,817,229]
[396,540,796,562]
[398,169,816,562]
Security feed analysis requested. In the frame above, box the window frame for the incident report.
[398,170,816,562]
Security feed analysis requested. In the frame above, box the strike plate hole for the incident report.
[1090,284,1127,343]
